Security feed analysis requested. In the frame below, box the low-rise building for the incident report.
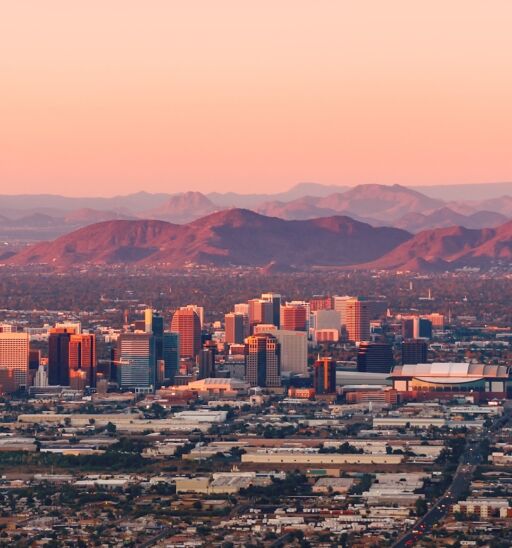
[312,477,355,494]
[453,498,510,519]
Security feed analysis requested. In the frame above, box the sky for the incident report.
[1,1,512,197]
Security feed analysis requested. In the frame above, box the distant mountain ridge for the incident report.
[5,208,512,272]
[361,221,512,271]
[256,184,444,223]
[1,183,511,242]
[392,207,508,232]
[144,191,219,223]
[6,209,410,268]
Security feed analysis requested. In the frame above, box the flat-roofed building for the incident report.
[225,313,245,344]
[0,332,29,391]
[312,477,355,494]
[245,333,281,388]
[241,450,403,465]
[161,377,250,398]
[340,297,370,343]
[117,332,155,390]
[357,342,394,373]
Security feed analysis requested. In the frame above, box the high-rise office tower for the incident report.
[28,349,41,386]
[311,310,340,332]
[29,350,40,372]
[117,332,155,390]
[69,333,96,387]
[162,332,179,382]
[197,346,216,379]
[69,369,88,391]
[274,330,308,375]
[151,313,164,364]
[332,295,352,325]
[313,357,337,395]
[402,317,432,340]
[171,308,202,358]
[183,304,205,328]
[225,313,245,344]
[425,313,444,330]
[55,322,81,334]
[341,297,370,342]
[261,293,281,328]
[252,324,307,376]
[309,296,333,312]
[0,332,29,390]
[144,308,153,333]
[107,347,118,381]
[234,303,250,316]
[245,333,281,388]
[280,302,308,332]
[134,320,146,332]
[248,299,275,333]
[357,342,394,373]
[402,339,428,365]
[34,364,48,388]
[48,327,76,386]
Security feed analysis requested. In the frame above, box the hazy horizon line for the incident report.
[1,180,512,200]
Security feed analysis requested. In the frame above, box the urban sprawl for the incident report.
[0,278,512,547]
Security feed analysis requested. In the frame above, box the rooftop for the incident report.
[390,362,510,380]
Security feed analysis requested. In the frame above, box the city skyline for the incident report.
[2,1,512,196]
[1,3,512,545]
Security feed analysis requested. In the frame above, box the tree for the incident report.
[150,402,166,419]
[106,422,117,434]
[415,498,428,516]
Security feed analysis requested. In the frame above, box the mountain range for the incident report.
[6,209,409,269]
[1,183,512,240]
[362,222,512,272]
[1,183,512,272]
[5,208,512,272]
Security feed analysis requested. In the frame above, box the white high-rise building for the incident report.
[34,364,49,388]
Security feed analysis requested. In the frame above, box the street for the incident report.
[394,410,511,548]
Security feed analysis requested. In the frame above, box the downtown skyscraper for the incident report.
[245,333,281,388]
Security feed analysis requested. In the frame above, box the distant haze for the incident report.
[1,2,512,196]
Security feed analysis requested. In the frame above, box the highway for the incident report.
[394,410,510,548]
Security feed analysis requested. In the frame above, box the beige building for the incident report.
[161,377,250,398]
[17,413,216,433]
[175,472,269,494]
[254,325,307,375]
[312,477,355,494]
[340,297,370,342]
[0,332,29,389]
[241,450,402,465]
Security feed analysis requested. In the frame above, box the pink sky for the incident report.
[1,1,512,196]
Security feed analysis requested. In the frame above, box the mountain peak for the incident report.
[7,210,410,269]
